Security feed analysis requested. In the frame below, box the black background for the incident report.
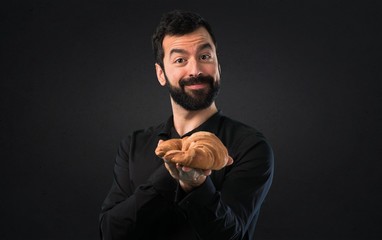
[1,0,381,239]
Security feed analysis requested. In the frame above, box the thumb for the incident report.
[226,156,234,166]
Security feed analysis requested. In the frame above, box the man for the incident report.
[99,10,274,240]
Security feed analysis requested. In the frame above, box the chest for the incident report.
[128,139,163,190]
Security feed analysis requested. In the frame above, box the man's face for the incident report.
[156,27,221,111]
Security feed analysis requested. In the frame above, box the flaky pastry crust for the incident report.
[155,131,230,170]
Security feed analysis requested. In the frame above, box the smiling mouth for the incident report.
[185,83,208,90]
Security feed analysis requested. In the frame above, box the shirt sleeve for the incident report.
[99,136,178,240]
[177,138,274,240]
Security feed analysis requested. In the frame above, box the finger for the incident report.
[226,156,234,166]
[175,164,191,172]
[181,166,193,172]
[203,169,212,176]
[165,162,179,179]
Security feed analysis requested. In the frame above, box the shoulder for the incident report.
[119,122,166,151]
[218,115,274,166]
[125,122,166,142]
[131,122,166,139]
[217,114,273,155]
[218,115,266,143]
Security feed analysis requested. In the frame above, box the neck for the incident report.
[171,100,218,136]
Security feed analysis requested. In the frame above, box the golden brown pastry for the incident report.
[155,131,230,170]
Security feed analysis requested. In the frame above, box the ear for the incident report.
[155,63,166,86]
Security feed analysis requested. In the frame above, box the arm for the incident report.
[99,136,178,240]
[176,139,274,239]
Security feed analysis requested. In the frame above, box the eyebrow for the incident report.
[169,48,187,57]
[169,43,213,57]
[198,43,213,52]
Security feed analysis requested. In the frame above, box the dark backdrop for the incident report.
[1,0,381,239]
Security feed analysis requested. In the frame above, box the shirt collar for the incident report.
[158,110,223,140]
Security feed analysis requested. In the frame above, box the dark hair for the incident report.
[152,10,217,68]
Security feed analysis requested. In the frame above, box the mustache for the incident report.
[179,75,214,87]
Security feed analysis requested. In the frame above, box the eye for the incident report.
[174,58,186,64]
[200,54,212,61]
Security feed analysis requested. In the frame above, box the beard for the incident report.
[164,73,220,111]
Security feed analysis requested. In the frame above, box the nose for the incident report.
[188,59,202,77]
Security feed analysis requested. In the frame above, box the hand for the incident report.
[175,156,233,192]
[159,140,234,192]
[164,162,211,192]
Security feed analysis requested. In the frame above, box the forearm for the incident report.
[178,178,243,239]
[99,188,149,240]
[100,165,178,240]
[177,141,274,239]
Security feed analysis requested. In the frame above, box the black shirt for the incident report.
[99,111,274,240]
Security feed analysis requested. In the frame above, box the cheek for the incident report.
[205,65,220,79]
[205,62,219,72]
[167,68,186,83]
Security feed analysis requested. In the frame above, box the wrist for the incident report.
[179,175,207,193]
[179,181,193,193]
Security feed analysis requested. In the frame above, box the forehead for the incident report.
[162,27,215,55]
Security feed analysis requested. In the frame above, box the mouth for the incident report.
[185,83,209,90]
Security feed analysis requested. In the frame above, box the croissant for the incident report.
[155,131,230,170]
